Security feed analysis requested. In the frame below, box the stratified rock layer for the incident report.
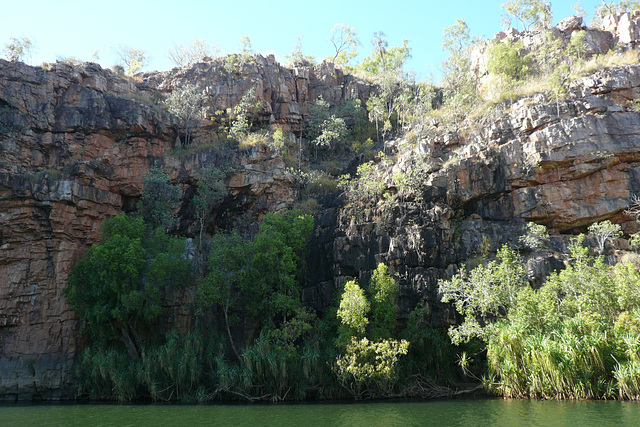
[0,57,367,400]
[333,64,640,327]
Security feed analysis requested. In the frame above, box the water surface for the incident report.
[2,399,639,426]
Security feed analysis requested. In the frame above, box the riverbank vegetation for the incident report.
[64,170,458,402]
[440,226,640,400]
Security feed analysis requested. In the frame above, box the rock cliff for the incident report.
[1,14,640,400]
[0,57,369,400]
[333,63,640,327]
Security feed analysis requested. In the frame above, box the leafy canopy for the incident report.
[65,213,192,354]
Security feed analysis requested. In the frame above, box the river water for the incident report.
[2,399,640,426]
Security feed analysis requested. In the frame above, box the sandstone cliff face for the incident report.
[140,54,373,134]
[1,21,640,401]
[333,64,640,326]
[0,57,368,400]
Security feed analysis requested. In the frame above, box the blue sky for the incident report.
[0,0,604,81]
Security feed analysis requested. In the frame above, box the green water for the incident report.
[1,399,639,427]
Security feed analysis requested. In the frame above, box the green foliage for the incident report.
[328,24,360,67]
[193,165,229,242]
[77,329,222,402]
[297,169,339,198]
[114,46,148,76]
[441,19,477,115]
[487,40,531,81]
[400,305,456,382]
[501,0,552,31]
[519,222,549,251]
[629,232,640,250]
[442,229,640,399]
[339,160,385,205]
[438,245,527,344]
[252,211,314,320]
[199,210,314,331]
[65,214,192,358]
[391,152,431,202]
[307,96,349,157]
[3,37,33,62]
[228,88,260,142]
[337,280,370,338]
[164,85,207,146]
[569,30,587,61]
[137,167,182,231]
[335,336,409,399]
[354,35,411,77]
[285,36,316,67]
[588,220,623,252]
[270,125,288,154]
[369,263,398,340]
[334,264,410,399]
[223,35,254,74]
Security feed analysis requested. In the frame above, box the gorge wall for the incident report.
[1,12,640,400]
[0,57,369,400]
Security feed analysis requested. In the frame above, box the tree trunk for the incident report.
[224,305,241,361]
[118,323,140,360]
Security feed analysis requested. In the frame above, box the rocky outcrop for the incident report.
[140,54,373,134]
[602,10,640,46]
[474,12,640,81]
[333,64,640,326]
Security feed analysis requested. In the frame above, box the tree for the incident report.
[487,40,531,82]
[198,210,313,357]
[114,45,148,76]
[228,88,259,142]
[251,211,314,324]
[356,35,411,77]
[167,38,218,67]
[328,24,360,67]
[3,37,33,63]
[369,263,398,340]
[366,94,386,142]
[337,280,370,338]
[199,231,254,360]
[334,336,409,399]
[164,84,207,146]
[334,266,407,399]
[588,220,622,252]
[137,168,182,231]
[192,166,228,243]
[519,222,549,251]
[441,19,477,116]
[65,214,192,359]
[501,0,552,31]
[306,96,347,157]
[438,245,527,344]
[285,36,316,66]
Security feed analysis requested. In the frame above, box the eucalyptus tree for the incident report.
[328,24,360,67]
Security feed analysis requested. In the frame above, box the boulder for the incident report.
[556,15,583,33]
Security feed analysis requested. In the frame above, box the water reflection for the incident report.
[2,399,640,427]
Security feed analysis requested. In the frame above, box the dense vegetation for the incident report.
[64,170,456,402]
[440,225,640,400]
